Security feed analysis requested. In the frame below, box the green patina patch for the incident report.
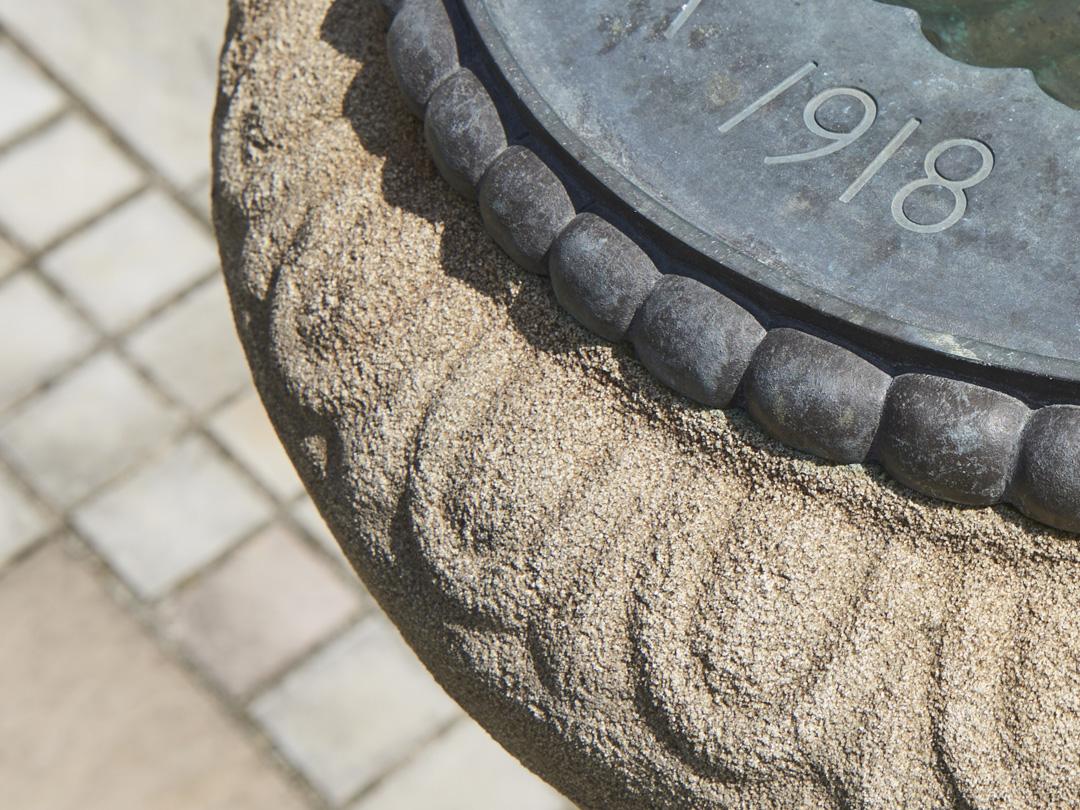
[883,0,1080,107]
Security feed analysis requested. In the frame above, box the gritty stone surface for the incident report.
[213,0,1080,807]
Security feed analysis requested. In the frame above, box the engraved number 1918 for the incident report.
[718,62,994,234]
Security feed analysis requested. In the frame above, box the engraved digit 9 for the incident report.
[764,87,876,165]
[891,138,993,234]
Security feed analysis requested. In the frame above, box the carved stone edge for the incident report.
[379,0,1080,534]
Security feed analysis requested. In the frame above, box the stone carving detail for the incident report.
[213,0,1080,807]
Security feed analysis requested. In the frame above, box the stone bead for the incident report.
[387,0,459,119]
[549,214,662,343]
[478,146,575,275]
[629,275,765,409]
[744,328,890,463]
[1011,405,1080,532]
[372,0,405,23]
[875,374,1029,506]
[424,69,507,201]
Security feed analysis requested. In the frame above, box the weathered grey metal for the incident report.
[464,0,1080,388]
[1012,406,1080,533]
[386,0,458,117]
[381,0,1080,532]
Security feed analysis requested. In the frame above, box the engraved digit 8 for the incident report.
[891,138,994,234]
[764,87,876,165]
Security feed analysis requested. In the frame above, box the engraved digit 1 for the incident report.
[892,139,994,234]
[764,87,876,164]
[664,0,704,39]
[718,61,817,133]
[840,117,920,203]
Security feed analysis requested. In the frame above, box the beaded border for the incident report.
[373,0,1080,534]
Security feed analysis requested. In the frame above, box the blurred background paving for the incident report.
[0,0,572,807]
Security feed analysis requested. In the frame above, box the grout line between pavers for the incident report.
[0,303,346,809]
[243,607,389,709]
[3,178,153,261]
[341,712,468,809]
[0,384,368,807]
[281,493,371,594]
[0,105,70,158]
[0,324,360,596]
[233,603,368,704]
[0,22,218,237]
[50,528,338,810]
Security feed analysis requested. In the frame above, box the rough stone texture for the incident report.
[744,328,890,464]
[423,68,506,201]
[213,1,1080,808]
[478,145,575,275]
[549,213,661,344]
[630,274,765,409]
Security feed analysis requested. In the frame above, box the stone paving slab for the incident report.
[209,389,307,500]
[42,189,218,332]
[351,720,573,810]
[0,270,96,410]
[252,618,462,805]
[160,523,361,697]
[290,495,356,573]
[0,462,53,566]
[125,275,253,412]
[74,434,272,598]
[0,543,311,810]
[0,114,142,249]
[0,39,65,147]
[0,351,182,506]
[0,0,227,187]
[0,233,22,279]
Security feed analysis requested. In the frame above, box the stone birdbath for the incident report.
[212,0,1080,806]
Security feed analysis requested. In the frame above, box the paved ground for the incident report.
[0,1,573,807]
